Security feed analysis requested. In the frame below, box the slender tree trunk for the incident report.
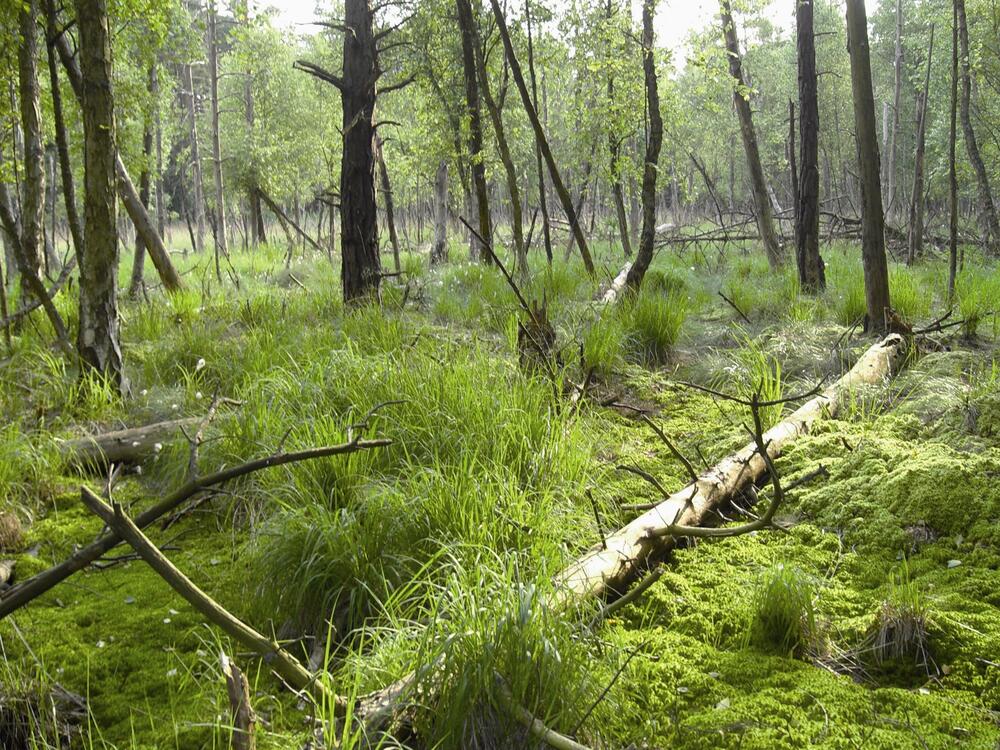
[44,2,84,261]
[795,0,825,291]
[237,1,262,248]
[525,0,552,264]
[456,0,493,263]
[154,65,166,245]
[624,0,662,290]
[75,0,124,385]
[128,67,155,299]
[884,0,902,216]
[719,0,782,267]
[907,25,934,265]
[207,1,228,278]
[956,0,1000,253]
[18,0,45,301]
[788,100,798,223]
[489,0,595,275]
[51,23,182,291]
[949,3,959,301]
[846,0,891,332]
[185,63,206,252]
[375,136,401,274]
[605,0,632,259]
[472,15,526,276]
[431,160,449,266]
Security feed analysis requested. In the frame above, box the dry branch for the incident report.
[59,417,202,469]
[221,653,256,750]
[548,333,910,609]
[0,436,391,619]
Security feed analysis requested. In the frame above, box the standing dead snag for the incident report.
[295,0,414,303]
[221,653,256,750]
[549,334,909,610]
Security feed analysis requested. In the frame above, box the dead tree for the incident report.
[907,25,934,265]
[76,0,125,385]
[623,0,662,291]
[956,0,1000,253]
[431,160,449,265]
[719,0,782,268]
[183,62,207,252]
[846,0,891,333]
[795,0,825,291]
[208,0,229,277]
[884,0,903,215]
[375,136,402,274]
[489,0,596,276]
[295,0,405,303]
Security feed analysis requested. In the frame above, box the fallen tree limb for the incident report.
[598,262,632,305]
[495,677,593,750]
[59,417,202,469]
[0,436,391,619]
[80,487,343,709]
[548,333,910,609]
[0,256,77,330]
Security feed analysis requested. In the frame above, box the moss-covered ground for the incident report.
[1,239,998,748]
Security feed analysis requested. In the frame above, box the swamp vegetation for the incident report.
[0,0,999,748]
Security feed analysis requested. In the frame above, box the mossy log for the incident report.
[59,417,200,469]
[550,333,910,609]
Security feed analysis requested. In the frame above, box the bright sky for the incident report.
[263,0,796,63]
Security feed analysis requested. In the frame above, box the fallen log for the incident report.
[549,333,910,609]
[58,417,202,469]
[597,263,631,305]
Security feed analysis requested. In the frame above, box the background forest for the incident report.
[0,0,999,748]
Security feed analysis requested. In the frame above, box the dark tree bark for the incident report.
[846,0,891,332]
[18,0,45,298]
[788,100,798,220]
[623,0,662,290]
[375,135,401,274]
[128,67,156,298]
[948,4,959,301]
[75,0,124,385]
[184,63,207,252]
[50,21,182,291]
[907,25,934,265]
[525,0,552,264]
[472,15,526,275]
[795,0,825,291]
[719,0,782,267]
[956,0,1000,253]
[431,160,449,266]
[236,1,263,248]
[296,0,381,303]
[44,2,84,262]
[456,0,493,263]
[489,0,595,275]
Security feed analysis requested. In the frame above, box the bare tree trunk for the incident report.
[907,25,934,265]
[456,0,493,263]
[956,0,1000,253]
[44,0,83,261]
[128,67,155,298]
[719,0,782,267]
[375,136,401,274]
[525,0,552,265]
[605,0,632,259]
[431,160,449,266]
[846,0,891,333]
[884,0,902,216]
[472,14,526,276]
[207,0,228,278]
[624,0,662,290]
[796,0,825,292]
[949,4,959,301]
[184,64,206,252]
[51,23,182,291]
[18,0,45,300]
[75,0,124,386]
[154,64,166,245]
[489,0,595,275]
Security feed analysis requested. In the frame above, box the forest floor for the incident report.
[1,237,999,749]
